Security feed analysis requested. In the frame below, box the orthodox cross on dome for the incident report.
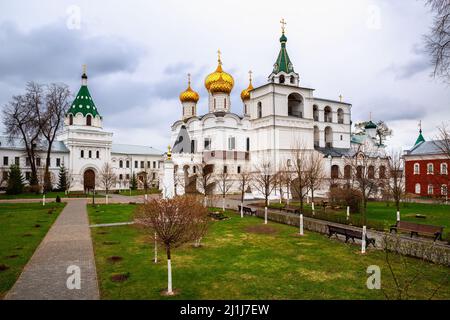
[248,70,253,83]
[419,120,422,133]
[339,94,343,102]
[187,73,191,86]
[280,18,287,34]
[369,111,372,121]
[82,64,87,74]
[217,49,222,65]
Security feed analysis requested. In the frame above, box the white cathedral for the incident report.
[169,25,387,198]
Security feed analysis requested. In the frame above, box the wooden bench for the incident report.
[283,206,300,214]
[328,225,376,248]
[238,205,257,216]
[390,221,444,241]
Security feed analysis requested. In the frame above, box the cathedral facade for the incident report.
[170,26,387,198]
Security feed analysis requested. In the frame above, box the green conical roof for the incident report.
[273,33,294,74]
[365,121,377,129]
[68,75,100,117]
[414,130,425,146]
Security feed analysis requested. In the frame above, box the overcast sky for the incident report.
[0,0,449,151]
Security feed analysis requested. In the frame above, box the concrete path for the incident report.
[5,199,99,300]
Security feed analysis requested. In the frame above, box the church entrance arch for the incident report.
[84,169,96,192]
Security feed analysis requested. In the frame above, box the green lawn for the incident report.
[269,201,450,238]
[89,204,450,300]
[88,204,138,225]
[118,189,161,197]
[0,202,65,298]
[0,191,104,200]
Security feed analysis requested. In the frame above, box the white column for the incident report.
[396,211,400,222]
[163,159,175,199]
[346,206,350,221]
[264,207,268,225]
[167,259,173,294]
[240,203,244,218]
[299,214,304,236]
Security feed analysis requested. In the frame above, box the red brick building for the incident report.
[404,131,449,198]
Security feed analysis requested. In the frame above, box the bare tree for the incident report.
[237,167,252,217]
[273,169,286,204]
[195,162,215,207]
[135,196,209,295]
[252,159,276,224]
[425,0,450,82]
[39,84,71,192]
[215,168,234,211]
[435,123,450,158]
[3,83,43,186]
[99,163,117,203]
[387,150,405,213]
[306,151,326,204]
[289,145,311,214]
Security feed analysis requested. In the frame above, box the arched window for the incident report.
[69,114,73,125]
[331,165,340,179]
[314,126,320,147]
[96,150,100,159]
[191,140,196,153]
[441,185,448,196]
[192,106,195,115]
[290,76,295,84]
[214,99,216,110]
[379,166,386,179]
[224,98,227,108]
[414,163,420,174]
[428,184,434,195]
[81,150,84,158]
[119,160,123,168]
[344,165,351,179]
[88,150,92,158]
[324,106,332,123]
[337,109,344,124]
[441,163,448,175]
[415,183,421,194]
[288,93,304,118]
[427,163,434,174]
[356,166,364,179]
[244,104,247,115]
[279,75,285,84]
[325,126,333,148]
[257,102,262,118]
[246,137,250,152]
[368,166,375,179]
[313,105,319,121]
[86,114,92,126]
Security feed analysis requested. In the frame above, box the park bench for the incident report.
[390,221,444,241]
[238,205,257,216]
[327,225,376,249]
[283,206,300,214]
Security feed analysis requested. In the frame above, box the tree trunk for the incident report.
[166,246,173,295]
[44,148,52,192]
[222,196,225,212]
[240,201,244,218]
[154,232,157,263]
[264,206,268,225]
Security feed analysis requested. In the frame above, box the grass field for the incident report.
[0,191,104,200]
[269,201,450,238]
[118,189,161,197]
[88,204,450,300]
[0,202,65,298]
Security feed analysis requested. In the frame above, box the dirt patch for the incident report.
[244,225,278,235]
[160,288,181,296]
[110,272,129,282]
[97,231,109,235]
[22,233,33,237]
[7,255,19,259]
[103,241,120,245]
[107,256,123,263]
[0,264,9,272]
[34,224,41,228]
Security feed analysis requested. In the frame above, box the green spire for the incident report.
[414,129,425,146]
[273,27,294,74]
[67,67,100,118]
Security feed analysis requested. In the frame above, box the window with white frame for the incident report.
[441,185,448,196]
[415,183,421,194]
[441,163,448,175]
[428,184,434,195]
[414,163,420,174]
[228,137,236,150]
[204,138,211,151]
[427,163,434,174]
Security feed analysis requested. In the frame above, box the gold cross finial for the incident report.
[339,94,343,102]
[280,18,287,34]
[217,49,222,65]
[187,73,191,86]
[249,70,253,83]
[167,145,172,160]
[82,64,87,74]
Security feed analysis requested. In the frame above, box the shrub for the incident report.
[328,187,362,214]
[6,165,25,195]
[56,195,61,203]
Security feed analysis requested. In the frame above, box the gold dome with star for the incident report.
[205,50,234,94]
[240,71,254,101]
[179,74,200,103]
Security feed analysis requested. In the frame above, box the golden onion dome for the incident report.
[209,74,233,94]
[240,70,254,101]
[179,74,199,103]
[205,50,234,93]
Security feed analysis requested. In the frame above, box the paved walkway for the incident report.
[5,199,99,300]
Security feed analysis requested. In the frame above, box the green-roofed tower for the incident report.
[268,19,300,86]
[67,66,101,118]
[414,123,426,146]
